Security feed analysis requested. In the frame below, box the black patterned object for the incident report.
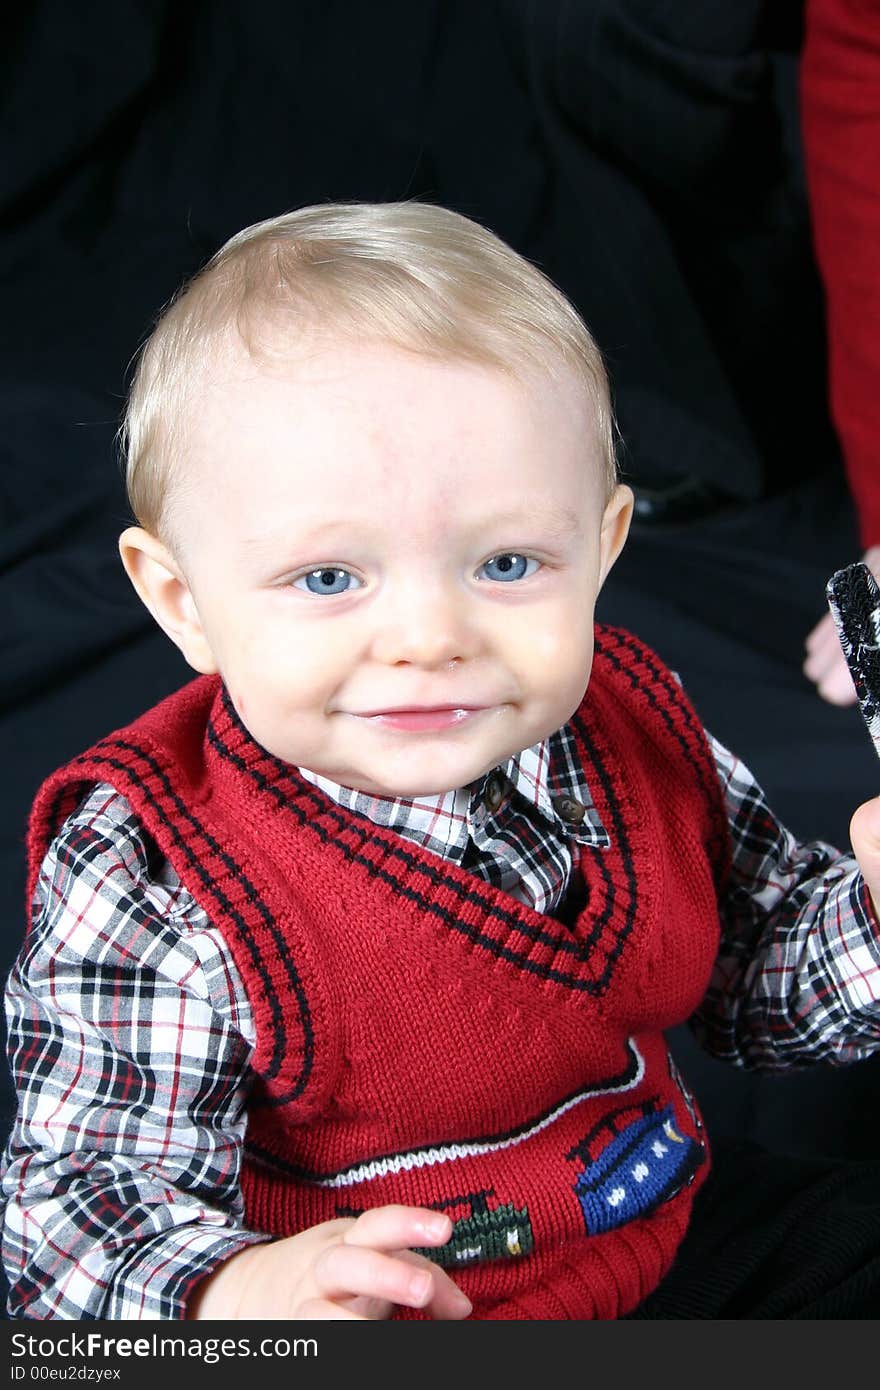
[826,561,880,759]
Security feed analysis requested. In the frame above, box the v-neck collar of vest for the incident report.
[202,680,644,1001]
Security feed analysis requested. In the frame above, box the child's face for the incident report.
[129,339,632,797]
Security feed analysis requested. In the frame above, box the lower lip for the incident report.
[362,708,487,732]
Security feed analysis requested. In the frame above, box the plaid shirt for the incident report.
[3,724,880,1320]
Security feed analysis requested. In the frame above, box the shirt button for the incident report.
[484,772,510,813]
[553,794,586,826]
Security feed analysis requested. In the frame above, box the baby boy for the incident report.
[3,202,880,1320]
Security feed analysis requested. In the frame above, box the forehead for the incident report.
[176,337,604,541]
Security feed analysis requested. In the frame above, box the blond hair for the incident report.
[121,202,618,540]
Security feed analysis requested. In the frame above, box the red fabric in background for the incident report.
[802,0,880,547]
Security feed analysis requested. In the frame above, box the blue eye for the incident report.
[293,568,362,596]
[478,553,539,583]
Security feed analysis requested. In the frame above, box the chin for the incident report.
[343,757,469,800]
[366,776,462,799]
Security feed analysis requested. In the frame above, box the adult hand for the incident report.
[187,1205,472,1321]
[804,545,880,704]
[849,795,880,924]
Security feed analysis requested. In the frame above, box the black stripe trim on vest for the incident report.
[206,713,634,994]
[601,632,716,804]
[569,708,638,975]
[599,631,729,878]
[207,710,584,958]
[71,741,315,1110]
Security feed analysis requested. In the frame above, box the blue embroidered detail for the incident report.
[569,1102,703,1235]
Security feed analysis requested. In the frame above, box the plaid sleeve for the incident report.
[692,735,880,1068]
[1,786,267,1320]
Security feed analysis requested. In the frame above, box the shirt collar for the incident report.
[297,725,610,854]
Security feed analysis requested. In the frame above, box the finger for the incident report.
[397,1249,472,1320]
[803,614,845,676]
[817,660,858,706]
[850,797,880,919]
[806,646,857,703]
[803,626,858,704]
[343,1204,453,1252]
[805,609,836,656]
[314,1241,442,1311]
[296,1297,371,1320]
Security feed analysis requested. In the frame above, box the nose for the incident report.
[370,579,479,669]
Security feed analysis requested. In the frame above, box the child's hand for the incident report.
[850,796,880,921]
[188,1205,472,1321]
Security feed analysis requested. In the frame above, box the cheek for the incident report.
[237,618,355,706]
[505,598,593,681]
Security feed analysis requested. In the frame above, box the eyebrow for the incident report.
[477,505,583,538]
[241,504,583,555]
[241,518,351,554]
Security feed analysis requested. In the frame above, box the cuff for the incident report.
[104,1225,271,1321]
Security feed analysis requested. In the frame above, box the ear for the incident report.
[118,527,218,674]
[597,483,634,589]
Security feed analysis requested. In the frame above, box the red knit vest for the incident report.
[27,626,730,1320]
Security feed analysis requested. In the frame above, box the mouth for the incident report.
[353,705,491,733]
